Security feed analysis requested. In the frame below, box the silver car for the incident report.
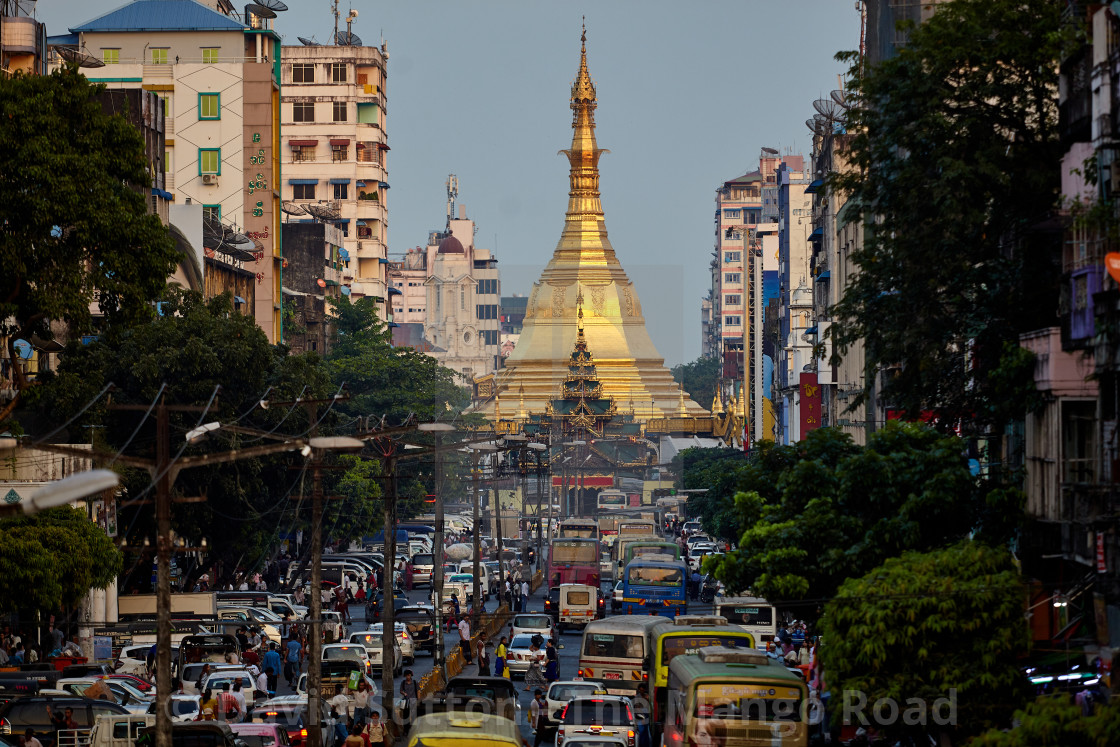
[505,633,547,677]
[350,622,415,665]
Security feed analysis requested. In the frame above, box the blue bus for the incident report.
[621,555,688,618]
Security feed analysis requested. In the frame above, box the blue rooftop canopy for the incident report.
[72,0,246,33]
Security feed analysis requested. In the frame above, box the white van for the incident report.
[557,583,599,631]
[411,552,435,587]
[458,561,492,598]
[90,714,153,747]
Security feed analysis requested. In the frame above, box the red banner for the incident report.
[551,475,614,488]
[800,372,822,435]
[1098,532,1107,573]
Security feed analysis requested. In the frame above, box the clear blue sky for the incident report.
[40,0,860,365]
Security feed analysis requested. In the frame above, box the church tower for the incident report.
[475,26,708,421]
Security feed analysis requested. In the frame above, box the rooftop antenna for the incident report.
[332,0,339,45]
[446,174,458,230]
[346,8,358,43]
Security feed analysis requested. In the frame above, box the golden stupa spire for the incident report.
[561,18,608,230]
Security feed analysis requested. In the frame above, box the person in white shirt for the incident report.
[457,617,472,663]
[328,685,351,744]
[520,580,530,611]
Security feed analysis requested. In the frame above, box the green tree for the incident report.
[0,506,123,612]
[821,543,1029,744]
[969,694,1120,746]
[705,422,1022,601]
[0,67,178,423]
[829,0,1065,432]
[671,356,722,411]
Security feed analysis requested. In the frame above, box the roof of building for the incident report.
[437,235,465,254]
[724,170,762,186]
[71,0,247,33]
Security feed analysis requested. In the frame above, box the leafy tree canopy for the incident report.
[969,693,1120,747]
[0,67,177,420]
[671,356,721,412]
[703,422,1023,602]
[821,543,1028,743]
[829,0,1066,432]
[0,506,123,612]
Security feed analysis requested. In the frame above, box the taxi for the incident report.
[405,712,521,747]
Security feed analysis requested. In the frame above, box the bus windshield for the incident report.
[598,491,626,507]
[619,522,656,537]
[630,544,678,561]
[583,632,644,659]
[694,682,804,722]
[661,634,752,665]
[559,522,598,539]
[552,540,597,564]
[718,604,774,627]
[628,565,683,586]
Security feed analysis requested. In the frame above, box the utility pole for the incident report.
[307,447,325,747]
[431,433,447,683]
[380,451,397,714]
[471,448,481,626]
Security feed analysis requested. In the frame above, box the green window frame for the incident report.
[102,49,119,64]
[199,93,220,120]
[151,48,169,65]
[201,48,219,64]
[199,149,221,175]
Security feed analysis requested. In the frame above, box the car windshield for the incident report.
[413,554,433,565]
[514,616,550,629]
[450,574,472,582]
[563,700,633,726]
[549,684,602,702]
[204,675,251,690]
[323,648,362,660]
[510,635,537,649]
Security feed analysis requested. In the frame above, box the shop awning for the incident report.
[289,139,317,146]
[329,178,351,184]
[330,138,351,145]
[376,142,390,150]
[378,181,390,189]
[288,178,317,185]
[810,226,823,239]
[815,270,830,281]
[150,187,173,200]
[806,179,824,193]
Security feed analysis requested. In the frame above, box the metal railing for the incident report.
[416,604,512,700]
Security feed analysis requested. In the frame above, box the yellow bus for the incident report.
[663,647,808,747]
[649,616,756,733]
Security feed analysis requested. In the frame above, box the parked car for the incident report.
[112,646,151,678]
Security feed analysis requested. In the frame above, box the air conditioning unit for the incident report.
[202,174,219,185]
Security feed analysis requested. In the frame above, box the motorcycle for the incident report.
[699,574,722,603]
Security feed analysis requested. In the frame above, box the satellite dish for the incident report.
[760,147,779,155]
[57,47,106,68]
[805,118,822,134]
[245,3,276,19]
[831,89,849,109]
[202,215,227,250]
[297,36,320,46]
[257,0,287,10]
[225,229,252,246]
[305,203,341,222]
[813,97,842,121]
[336,30,362,46]
[281,201,307,216]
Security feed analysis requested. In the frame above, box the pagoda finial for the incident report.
[561,21,606,225]
[576,287,585,335]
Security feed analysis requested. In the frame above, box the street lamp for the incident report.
[0,469,120,518]
[416,422,455,682]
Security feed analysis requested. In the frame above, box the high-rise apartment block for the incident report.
[280,39,391,316]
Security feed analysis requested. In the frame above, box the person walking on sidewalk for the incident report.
[457,616,472,664]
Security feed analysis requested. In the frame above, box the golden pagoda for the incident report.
[474,26,708,422]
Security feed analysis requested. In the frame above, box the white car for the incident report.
[443,573,475,603]
[321,643,371,676]
[505,633,547,677]
[147,694,201,722]
[200,669,261,705]
[458,561,492,597]
[57,677,152,714]
[612,581,623,612]
[113,645,152,678]
[510,613,554,640]
[544,680,607,731]
[685,534,712,549]
[180,662,246,696]
[688,544,718,572]
[682,521,702,536]
[556,694,637,747]
[351,622,415,665]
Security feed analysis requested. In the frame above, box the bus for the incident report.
[618,519,658,539]
[597,489,627,511]
[613,534,662,576]
[558,518,599,540]
[664,647,808,747]
[548,537,601,588]
[577,616,664,696]
[715,597,779,649]
[622,540,681,571]
[621,555,688,618]
[649,616,757,733]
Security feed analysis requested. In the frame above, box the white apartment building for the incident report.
[280,40,390,317]
[59,0,283,342]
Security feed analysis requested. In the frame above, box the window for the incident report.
[151,48,169,64]
[291,145,314,162]
[333,183,348,200]
[199,148,220,175]
[481,330,499,346]
[333,101,347,122]
[159,95,170,117]
[724,294,741,306]
[101,48,119,64]
[1062,401,1096,484]
[164,150,170,175]
[723,209,741,219]
[292,63,314,83]
[331,63,348,82]
[292,183,315,200]
[724,251,741,263]
[331,144,348,162]
[198,93,220,120]
[725,273,741,283]
[476,304,498,320]
[202,205,220,223]
[477,278,497,295]
[201,48,219,64]
[293,102,314,122]
[460,287,466,310]
[724,316,741,326]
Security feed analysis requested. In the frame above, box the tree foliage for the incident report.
[0,506,123,612]
[969,693,1120,747]
[701,422,1023,602]
[821,543,1029,743]
[829,0,1065,431]
[0,67,177,418]
[671,356,721,412]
